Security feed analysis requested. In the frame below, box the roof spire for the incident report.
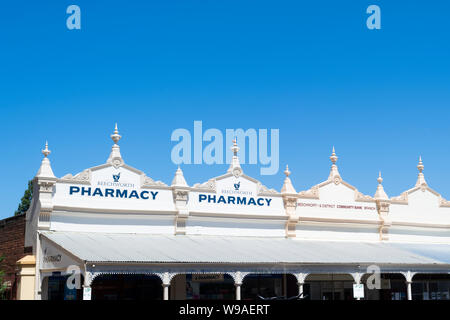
[330,146,338,164]
[36,141,56,178]
[42,141,51,157]
[281,165,297,194]
[415,156,427,186]
[227,137,242,176]
[111,123,122,144]
[107,123,123,167]
[374,171,389,200]
[171,166,188,187]
[377,171,383,184]
[284,165,291,177]
[328,146,341,180]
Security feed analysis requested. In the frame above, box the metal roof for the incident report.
[41,231,450,265]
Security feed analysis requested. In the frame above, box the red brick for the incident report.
[0,214,27,300]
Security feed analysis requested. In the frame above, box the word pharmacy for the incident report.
[17,125,450,301]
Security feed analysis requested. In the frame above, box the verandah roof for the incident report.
[41,231,450,265]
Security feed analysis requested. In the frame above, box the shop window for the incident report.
[185,274,234,300]
[47,274,83,300]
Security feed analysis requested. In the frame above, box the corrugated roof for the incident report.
[41,231,449,265]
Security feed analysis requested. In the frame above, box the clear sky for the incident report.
[1,1,449,219]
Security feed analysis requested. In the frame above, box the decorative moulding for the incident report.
[141,174,169,189]
[232,167,243,178]
[298,186,319,199]
[257,182,279,196]
[109,157,124,169]
[354,190,375,203]
[192,179,216,192]
[390,191,408,204]
[59,169,91,184]
[439,197,450,208]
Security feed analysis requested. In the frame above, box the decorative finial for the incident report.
[107,123,124,166]
[417,156,424,173]
[231,137,239,155]
[36,141,56,178]
[227,137,242,176]
[377,171,383,184]
[111,123,122,145]
[415,156,427,187]
[42,141,51,158]
[281,165,296,194]
[328,146,341,181]
[284,165,291,177]
[330,146,338,165]
[374,171,389,200]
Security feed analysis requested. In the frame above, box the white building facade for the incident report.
[25,125,450,300]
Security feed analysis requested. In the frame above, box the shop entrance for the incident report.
[412,274,450,300]
[171,274,235,300]
[242,274,298,300]
[303,274,354,300]
[363,273,407,300]
[43,273,84,300]
[91,274,162,300]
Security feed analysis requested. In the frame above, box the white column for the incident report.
[161,272,171,301]
[163,284,170,300]
[235,282,242,300]
[294,273,308,298]
[403,271,414,301]
[297,281,304,297]
[233,271,244,300]
[406,281,412,301]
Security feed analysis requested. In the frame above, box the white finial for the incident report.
[374,171,388,200]
[417,156,424,173]
[111,123,122,145]
[416,156,427,186]
[281,164,296,194]
[377,171,383,184]
[107,123,123,165]
[330,146,338,165]
[328,146,341,180]
[42,141,51,158]
[36,141,56,178]
[284,165,291,177]
[227,137,242,175]
[231,137,239,155]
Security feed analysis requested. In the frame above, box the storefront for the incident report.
[21,126,450,300]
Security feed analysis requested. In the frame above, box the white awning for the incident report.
[41,231,450,265]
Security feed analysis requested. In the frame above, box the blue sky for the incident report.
[1,1,449,219]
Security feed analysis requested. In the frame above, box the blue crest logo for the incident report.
[113,172,121,182]
[234,181,240,191]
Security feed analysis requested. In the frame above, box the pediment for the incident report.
[59,163,168,189]
[192,172,278,196]
[299,178,374,203]
[391,184,450,208]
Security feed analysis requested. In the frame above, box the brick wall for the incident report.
[0,214,29,300]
